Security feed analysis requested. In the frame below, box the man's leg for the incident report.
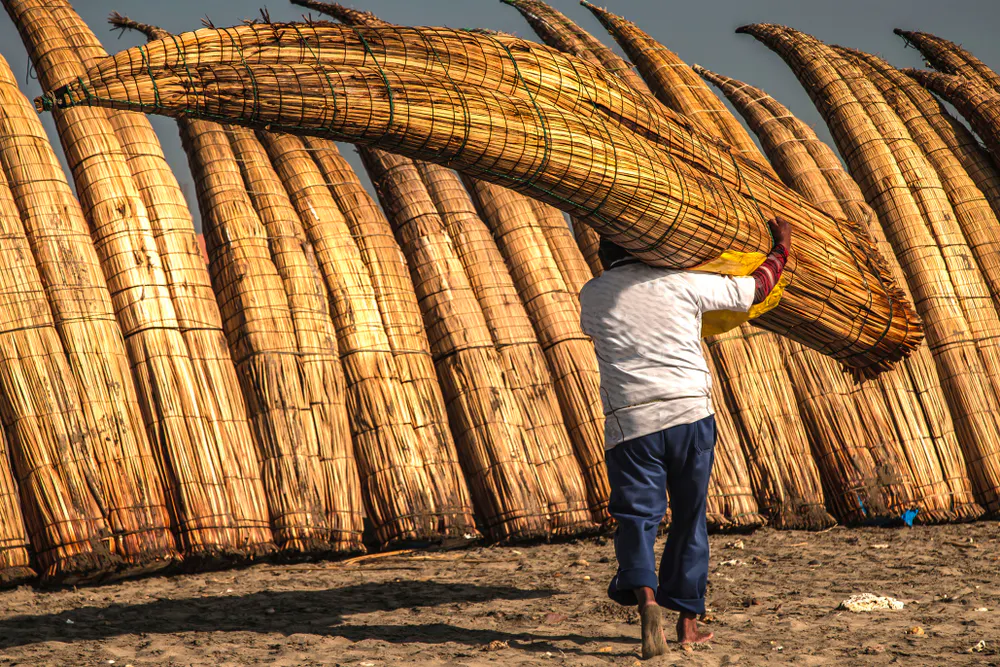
[657,415,716,644]
[605,432,668,658]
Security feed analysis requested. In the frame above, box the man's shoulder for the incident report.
[581,266,698,311]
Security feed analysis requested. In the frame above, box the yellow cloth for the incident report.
[695,250,789,337]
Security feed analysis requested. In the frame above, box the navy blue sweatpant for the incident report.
[605,415,716,615]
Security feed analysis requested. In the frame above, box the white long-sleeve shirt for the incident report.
[579,262,755,449]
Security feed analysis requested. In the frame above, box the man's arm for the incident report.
[752,217,792,305]
[695,217,793,313]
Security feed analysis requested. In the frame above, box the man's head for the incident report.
[598,238,633,271]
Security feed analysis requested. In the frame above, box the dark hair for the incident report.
[598,239,633,271]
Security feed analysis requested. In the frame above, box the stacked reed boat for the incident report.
[0,0,995,587]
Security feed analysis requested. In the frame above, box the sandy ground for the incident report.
[1,522,999,666]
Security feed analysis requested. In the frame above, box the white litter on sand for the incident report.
[838,594,904,612]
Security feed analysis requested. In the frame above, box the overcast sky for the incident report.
[1,0,997,231]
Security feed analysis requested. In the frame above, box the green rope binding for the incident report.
[351,27,394,136]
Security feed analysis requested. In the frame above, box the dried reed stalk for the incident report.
[840,48,1000,314]
[582,1,776,176]
[840,49,1000,218]
[111,14,360,548]
[290,137,481,541]
[3,0,275,560]
[289,5,591,535]
[703,346,767,530]
[906,71,1000,166]
[575,5,823,528]
[698,66,982,523]
[497,0,626,289]
[0,428,34,586]
[225,125,364,553]
[529,201,593,296]
[362,149,555,542]
[50,1,277,562]
[0,50,181,572]
[258,131,479,546]
[498,0,639,280]
[894,29,1000,94]
[416,163,594,535]
[295,140,472,524]
[463,178,610,523]
[740,24,1000,514]
[499,0,652,95]
[572,219,603,277]
[0,145,116,583]
[314,4,600,522]
[40,22,922,374]
[704,327,835,526]
[178,107,353,555]
[311,148,449,473]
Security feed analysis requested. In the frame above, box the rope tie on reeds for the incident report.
[167,33,199,115]
[555,53,628,240]
[290,24,343,126]
[421,32,473,159]
[351,28,395,134]
[225,34,262,125]
[494,38,552,191]
[137,44,161,110]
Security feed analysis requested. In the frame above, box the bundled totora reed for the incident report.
[310,0,597,532]
[173,108,358,554]
[38,20,923,375]
[493,0,625,283]
[704,346,766,531]
[840,48,1000,315]
[362,149,554,542]
[463,178,610,522]
[307,1,607,524]
[225,125,364,554]
[582,1,776,177]
[53,0,279,562]
[894,29,1000,95]
[5,0,278,562]
[417,163,595,535]
[572,219,604,277]
[529,201,593,297]
[698,65,982,523]
[906,71,1000,168]
[0,121,115,583]
[258,132,479,546]
[500,0,652,95]
[0,427,33,586]
[0,49,179,575]
[114,12,364,557]
[740,23,1000,515]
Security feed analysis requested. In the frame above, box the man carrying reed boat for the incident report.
[580,218,791,659]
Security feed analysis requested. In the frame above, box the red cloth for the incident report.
[752,244,788,304]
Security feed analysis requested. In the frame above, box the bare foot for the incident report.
[640,604,669,659]
[677,612,714,645]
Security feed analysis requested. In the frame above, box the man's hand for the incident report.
[767,216,792,251]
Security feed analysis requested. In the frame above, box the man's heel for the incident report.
[640,605,669,660]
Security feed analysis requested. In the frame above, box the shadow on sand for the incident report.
[0,580,636,656]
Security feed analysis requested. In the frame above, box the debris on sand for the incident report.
[838,594,904,612]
